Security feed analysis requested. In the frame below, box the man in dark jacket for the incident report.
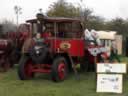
[109,41,120,62]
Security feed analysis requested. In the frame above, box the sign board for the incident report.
[97,63,126,73]
[96,74,123,93]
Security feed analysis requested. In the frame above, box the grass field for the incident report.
[0,56,128,96]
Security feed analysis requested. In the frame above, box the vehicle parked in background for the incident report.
[0,24,29,71]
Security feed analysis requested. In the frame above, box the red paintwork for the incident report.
[24,60,33,78]
[32,69,51,73]
[42,32,52,38]
[33,64,51,68]
[0,39,12,50]
[58,63,65,80]
[47,38,85,57]
[6,31,29,42]
[30,64,51,73]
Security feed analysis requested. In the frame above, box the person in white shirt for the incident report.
[84,29,94,41]
[90,29,101,46]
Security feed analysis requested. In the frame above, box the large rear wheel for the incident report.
[18,55,34,80]
[51,57,68,82]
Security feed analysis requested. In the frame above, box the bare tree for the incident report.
[14,5,22,26]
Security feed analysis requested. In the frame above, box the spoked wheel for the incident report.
[51,57,68,82]
[18,55,34,80]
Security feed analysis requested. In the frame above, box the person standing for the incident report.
[109,41,121,62]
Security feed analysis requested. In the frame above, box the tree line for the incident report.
[47,0,128,37]
[0,0,128,38]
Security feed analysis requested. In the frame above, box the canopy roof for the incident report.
[96,31,117,40]
[26,17,81,23]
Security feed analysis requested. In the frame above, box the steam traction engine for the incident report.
[18,13,107,82]
[0,39,13,71]
[0,24,29,71]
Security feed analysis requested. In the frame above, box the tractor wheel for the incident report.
[0,57,10,72]
[51,57,68,82]
[3,58,10,72]
[18,55,34,80]
[10,49,21,67]
[80,57,89,72]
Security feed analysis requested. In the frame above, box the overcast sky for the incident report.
[0,0,128,24]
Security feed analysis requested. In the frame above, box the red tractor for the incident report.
[0,24,29,71]
[0,39,13,71]
[18,13,108,82]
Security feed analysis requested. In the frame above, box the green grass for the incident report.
[0,56,128,96]
[0,69,128,96]
[120,55,128,64]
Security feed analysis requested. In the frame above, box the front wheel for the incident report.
[18,55,34,80]
[51,57,68,82]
